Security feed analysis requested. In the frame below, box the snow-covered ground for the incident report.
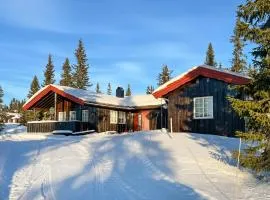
[0,129,269,200]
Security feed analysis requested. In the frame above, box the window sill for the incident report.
[193,117,214,120]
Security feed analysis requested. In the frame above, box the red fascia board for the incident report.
[23,85,84,111]
[153,67,250,98]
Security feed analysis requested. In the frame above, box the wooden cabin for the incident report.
[153,65,250,136]
[23,85,166,133]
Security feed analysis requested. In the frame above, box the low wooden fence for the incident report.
[27,121,93,133]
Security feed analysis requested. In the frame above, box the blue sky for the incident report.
[0,0,246,104]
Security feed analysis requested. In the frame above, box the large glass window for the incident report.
[82,110,89,122]
[118,111,126,124]
[110,110,118,124]
[193,96,213,119]
[58,112,66,121]
[69,111,76,121]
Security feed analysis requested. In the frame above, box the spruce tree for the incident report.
[42,54,55,87]
[228,0,270,172]
[204,43,217,67]
[157,65,173,86]
[146,85,155,94]
[96,82,101,93]
[60,58,72,87]
[125,84,131,96]
[231,17,246,72]
[73,39,91,89]
[107,83,112,95]
[28,75,40,99]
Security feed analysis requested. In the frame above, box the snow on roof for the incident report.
[24,84,165,109]
[153,64,250,94]
[55,85,164,108]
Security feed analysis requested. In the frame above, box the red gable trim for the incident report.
[23,85,84,111]
[153,67,250,98]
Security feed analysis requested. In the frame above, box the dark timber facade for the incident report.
[153,65,250,136]
[24,65,250,136]
[23,85,164,133]
[165,76,244,136]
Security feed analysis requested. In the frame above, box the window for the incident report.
[118,111,126,124]
[58,112,66,121]
[69,111,76,121]
[110,110,118,124]
[193,96,213,119]
[82,110,89,122]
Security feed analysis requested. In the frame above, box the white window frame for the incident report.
[118,111,126,124]
[193,96,213,119]
[82,110,89,122]
[110,110,118,124]
[58,112,66,121]
[69,111,76,121]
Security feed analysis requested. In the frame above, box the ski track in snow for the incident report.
[0,131,269,200]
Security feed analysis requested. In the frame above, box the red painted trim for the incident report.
[23,85,84,111]
[153,67,250,98]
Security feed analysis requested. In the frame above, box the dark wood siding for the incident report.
[166,76,244,136]
[27,91,162,133]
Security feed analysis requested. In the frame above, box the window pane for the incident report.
[194,96,213,119]
[82,110,88,122]
[110,110,118,124]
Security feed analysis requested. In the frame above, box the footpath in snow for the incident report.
[0,129,269,200]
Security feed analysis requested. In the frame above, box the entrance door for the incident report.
[133,113,142,131]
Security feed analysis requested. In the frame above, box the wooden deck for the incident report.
[27,121,93,133]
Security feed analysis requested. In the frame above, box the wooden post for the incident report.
[237,137,242,169]
[54,93,57,120]
[170,117,173,134]
[160,99,163,129]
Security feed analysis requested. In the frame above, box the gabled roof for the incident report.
[153,65,250,98]
[23,84,164,111]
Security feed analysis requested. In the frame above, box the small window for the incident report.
[58,112,66,121]
[193,96,213,119]
[69,111,76,121]
[110,110,118,124]
[82,110,89,122]
[118,111,126,124]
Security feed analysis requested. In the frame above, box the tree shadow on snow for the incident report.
[186,132,240,166]
[22,133,206,200]
[0,136,81,200]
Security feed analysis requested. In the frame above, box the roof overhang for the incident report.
[22,85,85,111]
[153,66,250,98]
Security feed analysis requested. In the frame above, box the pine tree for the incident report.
[146,85,155,94]
[107,83,112,95]
[73,39,91,89]
[125,84,131,96]
[96,82,101,93]
[228,0,270,172]
[60,58,72,86]
[0,86,5,130]
[204,43,217,67]
[231,17,246,72]
[157,65,173,86]
[42,54,55,87]
[28,75,40,99]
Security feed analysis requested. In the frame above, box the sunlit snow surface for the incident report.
[0,127,269,200]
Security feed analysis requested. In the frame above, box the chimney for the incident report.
[116,86,124,98]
